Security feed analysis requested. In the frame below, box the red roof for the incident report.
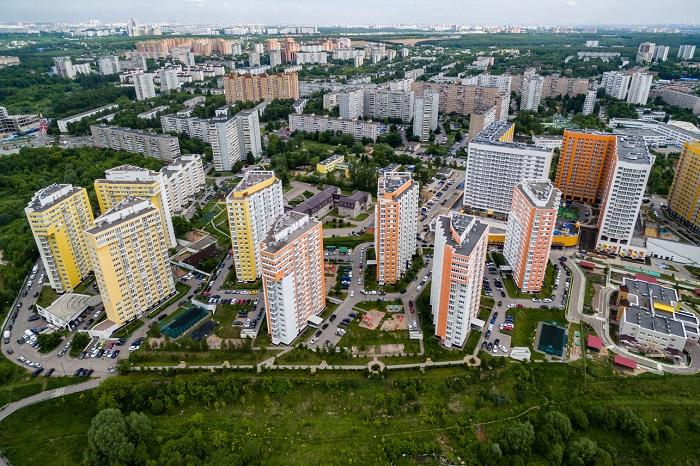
[694,288,700,297]
[634,273,657,284]
[586,335,603,350]
[614,354,637,370]
[579,261,595,270]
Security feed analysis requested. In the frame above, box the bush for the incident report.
[37,332,63,353]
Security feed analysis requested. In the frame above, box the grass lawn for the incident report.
[213,302,255,339]
[415,285,471,361]
[353,212,370,221]
[338,312,420,354]
[221,267,262,290]
[505,306,567,348]
[0,353,84,406]
[686,265,700,279]
[3,364,700,466]
[72,276,96,295]
[323,233,374,249]
[112,319,144,339]
[463,330,481,354]
[502,262,556,299]
[147,282,191,319]
[254,317,272,347]
[363,264,377,291]
[35,286,58,308]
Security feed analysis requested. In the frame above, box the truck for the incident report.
[3,330,9,344]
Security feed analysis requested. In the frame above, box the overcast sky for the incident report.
[3,0,700,25]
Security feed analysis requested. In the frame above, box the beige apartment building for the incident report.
[224,72,299,103]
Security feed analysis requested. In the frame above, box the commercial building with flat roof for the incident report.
[431,213,489,348]
[375,172,418,285]
[226,171,284,282]
[260,211,326,345]
[464,122,552,215]
[504,180,561,293]
[25,184,95,293]
[84,198,176,325]
[37,293,101,330]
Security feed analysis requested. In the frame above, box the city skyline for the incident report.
[4,0,700,26]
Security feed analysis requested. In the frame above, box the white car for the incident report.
[499,344,508,353]
[488,324,494,331]
[543,298,553,303]
[416,285,422,292]
[507,304,516,308]
[310,337,319,345]
[349,290,355,297]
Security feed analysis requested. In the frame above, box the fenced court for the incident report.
[536,322,567,357]
[161,304,209,339]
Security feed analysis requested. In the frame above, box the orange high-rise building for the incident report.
[223,72,299,103]
[555,130,617,204]
[504,180,561,293]
[375,172,419,285]
[431,213,489,348]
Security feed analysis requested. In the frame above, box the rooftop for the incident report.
[519,180,561,209]
[292,186,339,215]
[616,135,651,165]
[474,122,550,152]
[38,292,102,323]
[623,306,686,337]
[58,104,118,121]
[232,170,276,193]
[87,198,155,234]
[26,184,81,212]
[437,212,489,257]
[262,211,319,254]
[622,277,678,309]
[379,172,413,194]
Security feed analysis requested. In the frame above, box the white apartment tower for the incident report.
[636,42,656,64]
[413,91,439,142]
[582,90,597,116]
[159,68,181,94]
[520,73,544,111]
[653,45,670,62]
[98,56,121,75]
[626,72,653,106]
[53,57,76,79]
[260,212,326,345]
[363,89,415,123]
[134,72,156,101]
[601,71,631,100]
[464,122,552,215]
[235,110,263,158]
[375,172,419,285]
[596,136,653,258]
[338,89,365,120]
[678,44,696,60]
[431,213,489,348]
[159,155,206,214]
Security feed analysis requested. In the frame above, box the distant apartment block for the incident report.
[90,125,181,163]
[98,56,121,75]
[462,74,512,94]
[582,90,597,116]
[678,44,696,60]
[25,185,95,293]
[520,72,544,111]
[159,68,181,94]
[338,89,364,120]
[289,113,381,141]
[431,213,489,348]
[85,198,176,326]
[653,45,670,62]
[413,91,439,142]
[57,104,119,133]
[260,212,326,345]
[504,181,561,293]
[468,105,497,141]
[463,122,552,215]
[411,81,508,120]
[223,72,299,103]
[226,171,284,282]
[295,52,328,64]
[601,71,631,100]
[375,172,419,285]
[626,72,653,105]
[134,71,157,101]
[636,42,656,64]
[649,88,700,115]
[160,154,206,215]
[235,110,263,158]
[0,106,40,135]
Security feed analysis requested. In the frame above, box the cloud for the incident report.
[183,0,204,3]
[565,0,577,5]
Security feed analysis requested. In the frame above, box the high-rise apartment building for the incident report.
[413,91,439,142]
[223,72,299,103]
[520,73,544,111]
[90,125,181,162]
[653,45,670,62]
[84,198,176,325]
[596,136,652,258]
[363,89,415,123]
[269,50,282,67]
[338,89,365,120]
[235,109,263,158]
[226,171,284,282]
[288,113,380,141]
[667,141,700,234]
[159,154,206,214]
[678,44,696,60]
[637,42,656,64]
[626,72,653,105]
[161,114,245,171]
[431,213,489,348]
[504,181,561,293]
[463,122,552,215]
[582,90,597,116]
[53,57,76,79]
[411,81,508,120]
[134,71,156,101]
[462,74,512,94]
[375,172,419,285]
[248,51,261,67]
[260,211,326,345]
[601,71,631,100]
[94,165,177,248]
[555,130,617,204]
[468,105,497,141]
[25,185,95,293]
[98,56,121,75]
[159,68,181,94]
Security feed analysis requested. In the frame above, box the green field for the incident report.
[505,307,568,349]
[2,363,700,466]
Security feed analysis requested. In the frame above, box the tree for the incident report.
[37,332,63,353]
[171,216,192,238]
[499,421,535,456]
[565,437,598,466]
[84,409,135,465]
[536,411,573,451]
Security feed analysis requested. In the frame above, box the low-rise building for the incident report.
[37,293,101,330]
[334,191,372,218]
[57,105,119,133]
[292,186,340,219]
[316,154,345,173]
